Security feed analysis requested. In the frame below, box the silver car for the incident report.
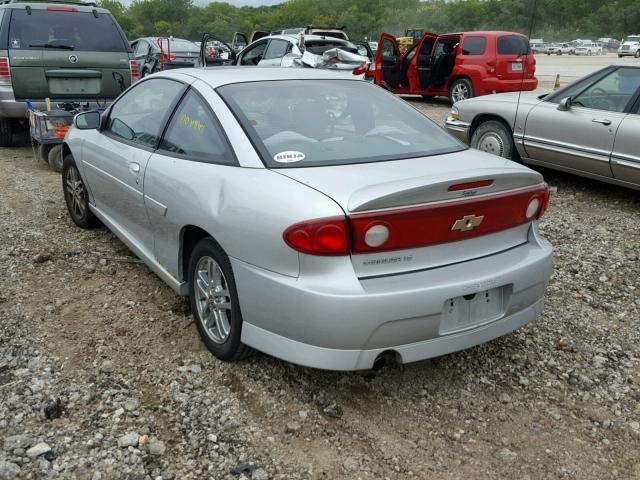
[62,68,553,371]
[446,66,640,191]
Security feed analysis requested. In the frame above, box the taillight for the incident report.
[350,184,550,254]
[129,60,140,84]
[352,62,369,76]
[283,217,350,256]
[0,57,11,87]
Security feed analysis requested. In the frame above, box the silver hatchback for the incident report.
[62,68,553,370]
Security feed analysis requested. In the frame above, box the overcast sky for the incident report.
[192,0,283,6]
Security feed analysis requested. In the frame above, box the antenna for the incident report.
[514,0,538,135]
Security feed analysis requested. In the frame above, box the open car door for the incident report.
[250,31,270,43]
[231,32,249,53]
[375,33,401,89]
[199,33,237,67]
[407,32,439,91]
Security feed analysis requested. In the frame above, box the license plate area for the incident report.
[47,77,101,96]
[440,286,507,335]
[511,62,523,72]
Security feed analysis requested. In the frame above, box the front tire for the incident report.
[62,154,101,229]
[188,238,252,362]
[449,78,474,104]
[636,50,640,58]
[470,120,516,160]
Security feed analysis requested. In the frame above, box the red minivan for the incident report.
[370,31,538,103]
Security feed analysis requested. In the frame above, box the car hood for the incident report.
[275,148,542,213]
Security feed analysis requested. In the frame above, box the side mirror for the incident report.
[74,111,101,130]
[557,97,572,111]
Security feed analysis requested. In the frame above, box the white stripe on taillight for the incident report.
[129,60,140,84]
[0,57,12,87]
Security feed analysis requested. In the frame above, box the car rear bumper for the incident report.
[233,225,553,371]
[0,99,114,119]
[444,117,470,143]
[478,78,538,95]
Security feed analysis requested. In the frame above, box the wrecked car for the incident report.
[212,33,369,75]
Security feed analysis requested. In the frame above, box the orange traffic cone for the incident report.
[554,74,561,89]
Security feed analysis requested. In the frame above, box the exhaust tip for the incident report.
[372,350,401,371]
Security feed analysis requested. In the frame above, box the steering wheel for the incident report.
[587,87,614,111]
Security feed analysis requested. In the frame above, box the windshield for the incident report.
[624,36,640,43]
[9,10,128,52]
[218,79,464,168]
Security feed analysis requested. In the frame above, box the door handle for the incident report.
[592,118,612,126]
[128,162,140,175]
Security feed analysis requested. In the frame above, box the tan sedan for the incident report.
[445,65,640,190]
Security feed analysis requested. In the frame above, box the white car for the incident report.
[574,43,603,56]
[546,43,571,55]
[618,35,640,58]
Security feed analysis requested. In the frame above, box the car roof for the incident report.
[0,2,109,13]
[159,66,363,89]
[442,31,528,37]
[255,34,350,44]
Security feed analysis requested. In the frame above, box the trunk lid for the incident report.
[277,149,545,277]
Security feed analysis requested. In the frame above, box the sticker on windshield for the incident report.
[273,151,306,163]
[11,39,20,49]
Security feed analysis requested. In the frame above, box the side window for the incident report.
[159,90,234,165]
[462,36,486,55]
[135,40,149,56]
[498,35,530,55]
[240,41,268,65]
[572,68,640,113]
[381,39,396,58]
[107,78,184,148]
[264,39,290,60]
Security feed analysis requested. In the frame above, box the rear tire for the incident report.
[188,238,253,362]
[448,78,474,104]
[48,144,64,173]
[62,154,101,229]
[470,120,516,161]
[38,143,52,164]
[0,119,13,147]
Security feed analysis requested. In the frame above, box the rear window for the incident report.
[497,35,530,55]
[218,80,464,168]
[9,9,128,52]
[167,39,199,52]
[462,36,486,55]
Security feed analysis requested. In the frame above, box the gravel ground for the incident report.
[1,101,639,480]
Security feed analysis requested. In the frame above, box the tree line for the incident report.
[100,0,640,44]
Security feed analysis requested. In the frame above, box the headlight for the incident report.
[451,105,460,120]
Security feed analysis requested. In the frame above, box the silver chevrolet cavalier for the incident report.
[446,65,640,190]
[62,68,553,371]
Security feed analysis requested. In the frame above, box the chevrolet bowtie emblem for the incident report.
[452,215,485,232]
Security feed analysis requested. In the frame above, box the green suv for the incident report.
[0,0,137,146]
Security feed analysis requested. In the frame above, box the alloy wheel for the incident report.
[194,256,232,344]
[65,165,87,219]
[452,83,470,102]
